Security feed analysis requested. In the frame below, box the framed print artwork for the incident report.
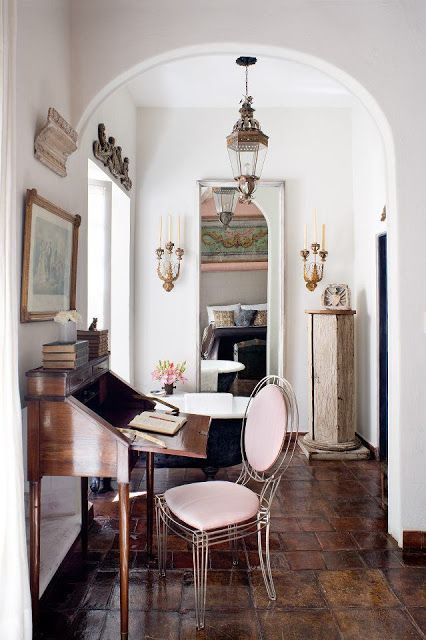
[20,189,81,322]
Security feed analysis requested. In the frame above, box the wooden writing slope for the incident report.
[26,355,211,639]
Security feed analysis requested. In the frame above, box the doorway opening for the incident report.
[87,159,131,381]
[377,232,388,504]
[378,233,388,460]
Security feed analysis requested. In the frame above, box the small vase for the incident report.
[58,321,77,344]
[163,383,175,396]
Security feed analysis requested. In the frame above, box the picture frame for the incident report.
[20,189,81,322]
[200,218,268,272]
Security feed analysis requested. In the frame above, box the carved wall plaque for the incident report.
[34,107,78,177]
[321,284,351,310]
[93,123,132,191]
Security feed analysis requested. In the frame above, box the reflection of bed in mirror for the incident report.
[203,324,267,360]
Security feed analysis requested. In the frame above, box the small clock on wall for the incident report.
[321,284,351,310]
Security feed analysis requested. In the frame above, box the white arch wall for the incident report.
[69,2,426,545]
[15,0,426,546]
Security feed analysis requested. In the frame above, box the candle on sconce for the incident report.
[178,216,180,247]
[313,209,318,244]
[159,216,163,247]
[304,224,307,250]
[321,224,326,251]
[168,215,172,243]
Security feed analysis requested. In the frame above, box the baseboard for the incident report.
[403,531,426,551]
[355,432,379,459]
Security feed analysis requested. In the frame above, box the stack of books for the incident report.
[77,330,109,359]
[42,340,89,369]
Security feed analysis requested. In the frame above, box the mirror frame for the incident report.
[195,179,285,392]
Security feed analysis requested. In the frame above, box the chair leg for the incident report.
[257,519,276,600]
[156,503,167,577]
[193,533,209,630]
[228,524,239,566]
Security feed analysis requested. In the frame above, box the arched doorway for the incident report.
[75,44,399,541]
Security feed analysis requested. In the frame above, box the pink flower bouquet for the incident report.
[152,360,187,390]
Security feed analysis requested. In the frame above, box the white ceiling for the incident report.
[126,55,352,109]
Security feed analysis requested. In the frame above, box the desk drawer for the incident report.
[68,365,92,393]
[92,357,109,378]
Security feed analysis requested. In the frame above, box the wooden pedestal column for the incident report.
[299,309,369,460]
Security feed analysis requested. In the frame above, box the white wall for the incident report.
[352,102,387,449]
[16,0,138,588]
[135,106,354,429]
[13,0,426,547]
[200,270,268,330]
[68,0,426,543]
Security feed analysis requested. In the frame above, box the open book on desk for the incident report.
[128,410,187,435]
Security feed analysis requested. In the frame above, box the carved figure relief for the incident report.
[321,284,351,310]
[93,124,132,190]
[34,108,78,177]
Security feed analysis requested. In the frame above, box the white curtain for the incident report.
[0,0,32,637]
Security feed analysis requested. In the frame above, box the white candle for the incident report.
[159,215,163,247]
[313,209,318,244]
[304,224,307,250]
[168,215,172,242]
[178,216,181,247]
[321,224,326,251]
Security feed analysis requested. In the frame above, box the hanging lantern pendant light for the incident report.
[212,186,239,229]
[227,57,269,203]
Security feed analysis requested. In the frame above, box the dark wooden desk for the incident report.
[26,357,210,639]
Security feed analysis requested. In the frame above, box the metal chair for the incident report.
[155,375,299,629]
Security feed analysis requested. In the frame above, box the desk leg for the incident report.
[29,479,41,624]
[146,452,154,557]
[81,477,88,558]
[118,482,130,639]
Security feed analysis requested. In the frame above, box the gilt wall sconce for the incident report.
[156,215,185,292]
[300,211,328,291]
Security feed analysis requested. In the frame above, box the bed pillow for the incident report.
[213,310,235,327]
[241,303,267,312]
[207,303,241,324]
[253,310,268,326]
[235,309,255,327]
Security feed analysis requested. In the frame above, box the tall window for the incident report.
[88,161,131,380]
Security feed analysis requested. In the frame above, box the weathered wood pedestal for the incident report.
[299,309,369,460]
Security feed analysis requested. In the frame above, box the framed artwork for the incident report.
[20,189,81,322]
[201,218,268,272]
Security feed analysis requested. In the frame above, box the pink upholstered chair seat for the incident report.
[164,480,259,531]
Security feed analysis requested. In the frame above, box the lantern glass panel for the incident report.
[213,187,238,214]
[227,138,268,180]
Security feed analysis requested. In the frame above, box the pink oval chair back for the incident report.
[242,375,299,480]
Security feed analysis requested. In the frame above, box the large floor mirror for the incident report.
[197,180,285,396]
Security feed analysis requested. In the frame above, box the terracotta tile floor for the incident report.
[37,449,426,639]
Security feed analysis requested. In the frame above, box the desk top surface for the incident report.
[131,412,210,458]
[99,403,211,458]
